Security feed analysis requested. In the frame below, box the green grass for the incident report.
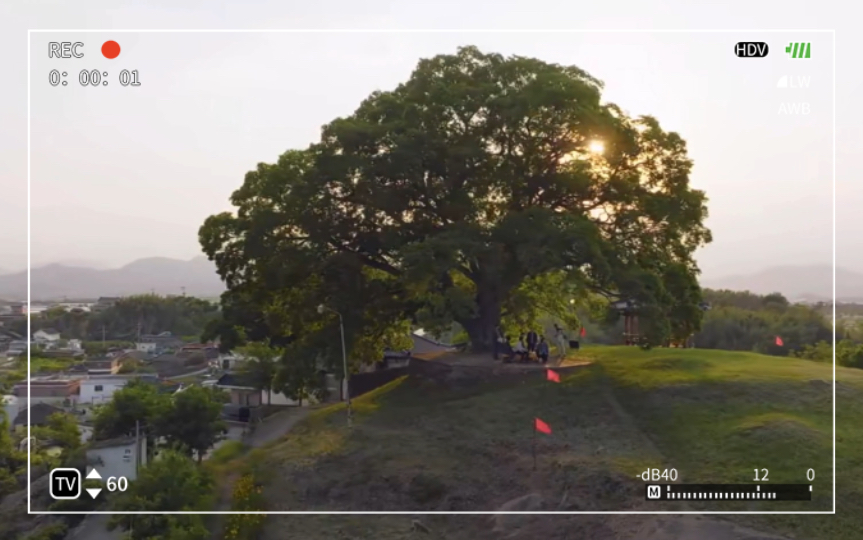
[574,346,857,538]
[248,347,857,540]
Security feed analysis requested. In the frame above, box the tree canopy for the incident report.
[24,294,219,342]
[200,46,711,358]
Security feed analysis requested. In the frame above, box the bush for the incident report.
[208,440,246,465]
[223,474,266,540]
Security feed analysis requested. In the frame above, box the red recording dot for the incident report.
[101,41,121,59]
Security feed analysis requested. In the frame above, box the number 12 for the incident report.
[753,468,769,481]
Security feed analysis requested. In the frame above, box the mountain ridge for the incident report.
[0,260,860,303]
[0,256,224,300]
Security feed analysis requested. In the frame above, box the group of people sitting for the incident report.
[495,325,572,364]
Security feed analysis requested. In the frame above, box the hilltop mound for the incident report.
[239,347,860,540]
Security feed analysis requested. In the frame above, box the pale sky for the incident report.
[2,1,860,282]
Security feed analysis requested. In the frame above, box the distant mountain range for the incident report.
[0,260,860,303]
[701,265,863,303]
[0,257,224,301]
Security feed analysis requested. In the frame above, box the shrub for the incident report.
[223,474,266,540]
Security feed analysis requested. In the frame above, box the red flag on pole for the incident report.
[546,369,560,383]
[580,326,586,337]
[535,417,552,434]
[775,336,784,346]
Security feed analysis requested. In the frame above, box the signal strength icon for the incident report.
[785,42,811,59]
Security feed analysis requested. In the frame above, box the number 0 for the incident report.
[807,469,815,481]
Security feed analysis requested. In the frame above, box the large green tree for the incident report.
[93,379,168,457]
[156,386,227,462]
[200,46,711,355]
[108,451,213,539]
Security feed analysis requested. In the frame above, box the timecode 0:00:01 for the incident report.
[49,69,141,87]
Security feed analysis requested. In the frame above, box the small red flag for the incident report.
[580,327,586,337]
[546,369,560,383]
[535,417,552,434]
[775,336,784,346]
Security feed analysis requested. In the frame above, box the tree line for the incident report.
[8,294,219,342]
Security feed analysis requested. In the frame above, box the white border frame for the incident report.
[26,28,836,516]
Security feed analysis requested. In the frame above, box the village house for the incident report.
[179,342,220,360]
[33,328,61,346]
[216,350,245,370]
[12,402,66,431]
[136,331,185,353]
[6,340,27,356]
[12,377,81,407]
[87,435,147,482]
[145,352,209,378]
[79,374,159,405]
[82,357,121,375]
[215,372,318,408]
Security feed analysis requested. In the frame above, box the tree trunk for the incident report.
[461,288,502,354]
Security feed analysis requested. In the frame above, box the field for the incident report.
[225,347,860,540]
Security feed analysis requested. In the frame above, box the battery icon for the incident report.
[785,42,811,59]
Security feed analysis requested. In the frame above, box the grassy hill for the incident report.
[227,347,859,540]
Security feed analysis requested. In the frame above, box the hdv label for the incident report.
[735,42,769,58]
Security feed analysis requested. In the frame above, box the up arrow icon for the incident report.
[86,469,102,480]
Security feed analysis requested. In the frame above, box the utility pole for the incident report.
[181,286,186,297]
[317,304,352,428]
[134,420,141,474]
[101,324,106,345]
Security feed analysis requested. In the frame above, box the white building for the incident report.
[216,351,245,370]
[79,374,158,405]
[86,436,147,482]
[135,342,158,353]
[33,329,61,345]
[2,395,18,431]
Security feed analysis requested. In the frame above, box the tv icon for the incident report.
[49,468,81,500]
[646,485,662,500]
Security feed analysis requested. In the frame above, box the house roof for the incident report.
[37,328,60,335]
[216,372,256,389]
[410,333,455,355]
[85,374,159,382]
[85,359,117,369]
[14,403,65,426]
[120,350,151,361]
